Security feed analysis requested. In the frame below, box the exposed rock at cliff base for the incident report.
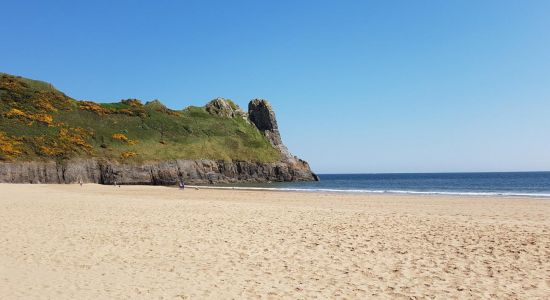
[0,158,317,184]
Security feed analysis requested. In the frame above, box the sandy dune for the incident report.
[0,184,549,299]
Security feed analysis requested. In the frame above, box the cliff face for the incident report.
[247,99,318,181]
[248,99,292,158]
[0,73,318,184]
[0,158,316,184]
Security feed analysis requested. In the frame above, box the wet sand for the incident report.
[0,184,549,299]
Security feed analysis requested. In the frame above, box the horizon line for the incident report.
[315,170,550,175]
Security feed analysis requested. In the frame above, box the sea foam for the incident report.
[188,185,550,198]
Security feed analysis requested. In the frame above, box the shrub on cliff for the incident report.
[0,73,280,163]
[0,131,22,160]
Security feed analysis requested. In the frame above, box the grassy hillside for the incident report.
[0,73,280,162]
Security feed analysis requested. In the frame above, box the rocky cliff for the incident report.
[248,99,292,159]
[0,158,316,184]
[0,73,318,184]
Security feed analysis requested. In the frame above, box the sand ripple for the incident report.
[0,184,549,299]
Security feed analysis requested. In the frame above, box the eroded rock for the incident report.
[0,159,317,184]
[205,98,246,119]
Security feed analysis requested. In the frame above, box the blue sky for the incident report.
[1,0,549,173]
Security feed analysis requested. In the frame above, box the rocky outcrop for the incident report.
[248,99,294,159]
[205,98,247,119]
[0,158,317,184]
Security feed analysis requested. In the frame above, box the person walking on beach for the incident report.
[179,180,185,190]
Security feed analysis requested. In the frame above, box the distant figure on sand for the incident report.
[79,179,83,187]
[179,180,185,190]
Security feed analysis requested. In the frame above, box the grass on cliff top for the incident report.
[0,73,280,162]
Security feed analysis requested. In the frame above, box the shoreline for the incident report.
[2,182,550,199]
[187,184,550,199]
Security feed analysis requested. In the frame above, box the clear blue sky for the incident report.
[2,0,549,173]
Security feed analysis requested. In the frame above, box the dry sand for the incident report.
[0,184,549,299]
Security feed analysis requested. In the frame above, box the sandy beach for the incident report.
[0,184,548,299]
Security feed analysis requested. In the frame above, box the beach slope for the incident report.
[0,184,548,298]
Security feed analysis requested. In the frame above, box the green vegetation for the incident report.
[0,73,280,162]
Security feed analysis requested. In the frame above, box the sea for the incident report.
[212,172,550,197]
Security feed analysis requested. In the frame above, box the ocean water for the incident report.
[213,172,550,197]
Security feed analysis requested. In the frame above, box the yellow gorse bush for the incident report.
[112,133,138,145]
[112,133,129,142]
[4,108,54,126]
[79,101,112,115]
[120,151,137,159]
[0,132,22,159]
[36,127,93,158]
